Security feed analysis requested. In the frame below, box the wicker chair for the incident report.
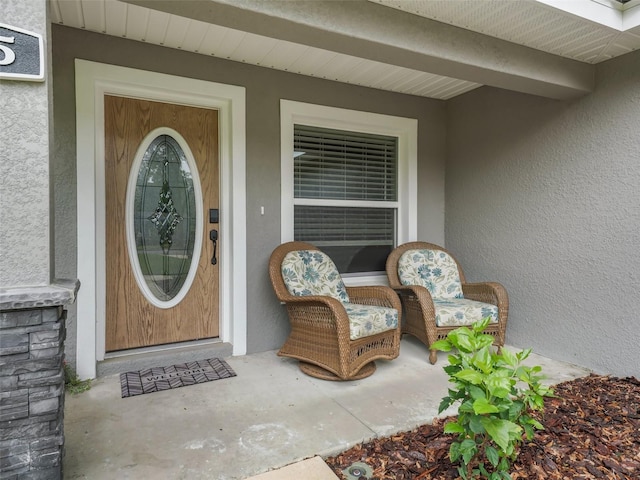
[269,241,402,381]
[386,242,508,364]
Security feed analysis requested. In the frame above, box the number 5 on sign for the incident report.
[0,35,16,65]
[0,23,44,81]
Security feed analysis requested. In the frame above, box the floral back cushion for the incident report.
[398,248,464,299]
[281,250,350,303]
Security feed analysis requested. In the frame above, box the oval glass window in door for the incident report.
[126,128,203,308]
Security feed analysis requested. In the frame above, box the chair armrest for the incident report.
[281,294,346,313]
[391,284,434,303]
[346,285,402,312]
[391,284,437,318]
[462,282,508,308]
[280,294,353,337]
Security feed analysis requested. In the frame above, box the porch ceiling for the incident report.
[51,0,640,100]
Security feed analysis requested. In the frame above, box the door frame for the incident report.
[75,59,247,379]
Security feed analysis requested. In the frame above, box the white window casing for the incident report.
[280,100,417,285]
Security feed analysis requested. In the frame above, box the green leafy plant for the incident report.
[64,361,92,394]
[432,317,553,480]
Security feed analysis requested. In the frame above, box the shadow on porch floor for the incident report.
[63,336,591,480]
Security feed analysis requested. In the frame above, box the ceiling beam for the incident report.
[123,0,595,100]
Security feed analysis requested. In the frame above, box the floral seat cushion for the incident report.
[434,299,498,327]
[397,249,464,299]
[281,250,398,340]
[344,304,399,340]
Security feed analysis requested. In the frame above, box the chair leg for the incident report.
[429,349,438,365]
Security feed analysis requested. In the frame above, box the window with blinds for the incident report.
[293,124,398,273]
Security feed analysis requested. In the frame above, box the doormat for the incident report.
[119,358,236,398]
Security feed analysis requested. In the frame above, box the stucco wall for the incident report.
[445,51,640,378]
[0,0,52,287]
[51,25,446,365]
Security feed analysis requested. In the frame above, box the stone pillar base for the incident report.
[1,281,78,480]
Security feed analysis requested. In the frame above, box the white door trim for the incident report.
[75,59,247,379]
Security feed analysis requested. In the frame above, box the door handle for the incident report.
[209,229,218,265]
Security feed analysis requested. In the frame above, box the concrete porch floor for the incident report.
[63,336,591,480]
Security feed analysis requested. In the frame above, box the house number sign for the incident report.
[0,23,44,81]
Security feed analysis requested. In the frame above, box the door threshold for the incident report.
[105,338,224,359]
[98,339,234,377]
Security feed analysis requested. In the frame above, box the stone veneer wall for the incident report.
[0,307,66,479]
[0,281,77,480]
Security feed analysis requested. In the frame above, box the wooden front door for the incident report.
[104,95,219,352]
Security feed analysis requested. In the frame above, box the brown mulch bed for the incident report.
[325,374,640,479]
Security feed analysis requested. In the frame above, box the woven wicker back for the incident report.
[269,242,327,301]
[386,241,467,289]
[398,249,464,299]
[280,249,349,302]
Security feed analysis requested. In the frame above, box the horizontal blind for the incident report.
[295,206,395,273]
[294,125,397,201]
[294,206,395,244]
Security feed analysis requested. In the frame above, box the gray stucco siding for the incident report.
[445,50,640,378]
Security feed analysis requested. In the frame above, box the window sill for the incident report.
[342,273,389,287]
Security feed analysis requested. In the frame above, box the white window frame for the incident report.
[280,100,417,285]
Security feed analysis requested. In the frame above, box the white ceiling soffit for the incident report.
[52,0,639,100]
[49,0,480,100]
[373,0,640,64]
